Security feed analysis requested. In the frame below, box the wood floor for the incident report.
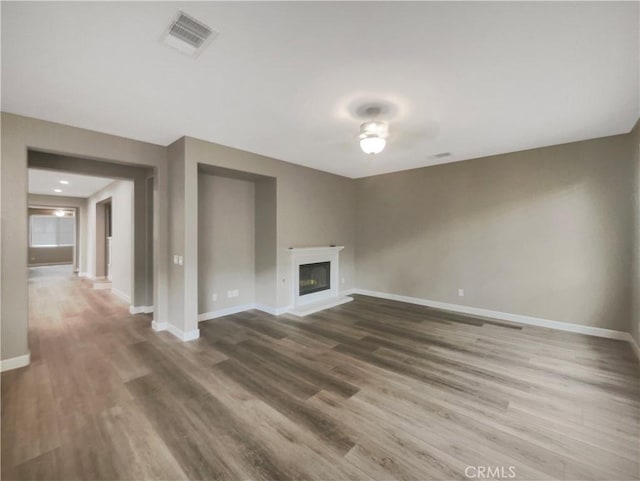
[2,266,639,481]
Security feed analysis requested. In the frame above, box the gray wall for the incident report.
[356,133,635,332]
[28,246,73,266]
[87,180,134,301]
[198,174,256,314]
[185,137,357,322]
[255,177,277,309]
[167,138,186,329]
[1,113,169,362]
[632,121,640,345]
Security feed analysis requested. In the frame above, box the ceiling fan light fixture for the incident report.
[360,136,386,155]
[359,120,388,155]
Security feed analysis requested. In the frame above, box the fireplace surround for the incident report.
[288,246,353,316]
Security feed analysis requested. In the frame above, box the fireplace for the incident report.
[299,261,330,296]
[288,246,353,316]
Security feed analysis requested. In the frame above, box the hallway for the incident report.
[2,266,176,479]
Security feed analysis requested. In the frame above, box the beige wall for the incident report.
[198,174,255,314]
[1,113,169,361]
[87,180,134,301]
[631,121,640,345]
[255,177,277,309]
[356,133,635,332]
[28,246,73,266]
[167,138,186,330]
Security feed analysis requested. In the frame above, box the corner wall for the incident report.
[356,133,635,332]
[87,180,134,302]
[185,136,357,320]
[1,113,169,362]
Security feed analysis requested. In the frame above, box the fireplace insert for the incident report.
[299,261,330,296]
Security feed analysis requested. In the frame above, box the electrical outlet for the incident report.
[227,290,239,298]
[212,293,217,302]
[173,255,178,264]
[458,289,464,297]
[178,256,183,266]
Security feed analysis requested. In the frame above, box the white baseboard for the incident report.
[130,305,153,315]
[78,272,88,278]
[254,303,289,316]
[198,303,290,320]
[28,262,73,267]
[198,303,256,322]
[353,289,632,341]
[0,352,31,372]
[93,279,111,290]
[151,320,199,342]
[289,296,354,317]
[151,320,168,332]
[629,334,640,362]
[111,288,131,304]
[167,324,200,342]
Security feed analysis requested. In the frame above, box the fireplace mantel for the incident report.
[288,246,344,254]
[288,246,352,316]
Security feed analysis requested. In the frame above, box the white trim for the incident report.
[78,272,89,278]
[28,261,74,267]
[289,246,344,311]
[111,288,131,304]
[130,305,153,314]
[167,324,200,342]
[353,289,632,341]
[0,352,31,372]
[93,279,112,290]
[254,303,289,316]
[151,320,199,342]
[288,246,344,254]
[198,303,290,319]
[289,296,354,317]
[152,320,168,332]
[198,303,256,322]
[629,334,640,362]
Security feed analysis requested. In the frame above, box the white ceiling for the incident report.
[28,169,115,198]
[3,2,638,178]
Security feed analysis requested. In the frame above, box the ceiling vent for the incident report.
[429,152,452,160]
[162,11,218,58]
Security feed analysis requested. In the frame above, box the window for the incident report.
[30,215,75,247]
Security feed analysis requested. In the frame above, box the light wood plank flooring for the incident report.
[2,266,639,480]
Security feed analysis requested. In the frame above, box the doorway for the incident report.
[95,198,112,281]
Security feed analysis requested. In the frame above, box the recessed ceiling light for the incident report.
[53,189,62,193]
[54,210,65,217]
[59,180,69,185]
